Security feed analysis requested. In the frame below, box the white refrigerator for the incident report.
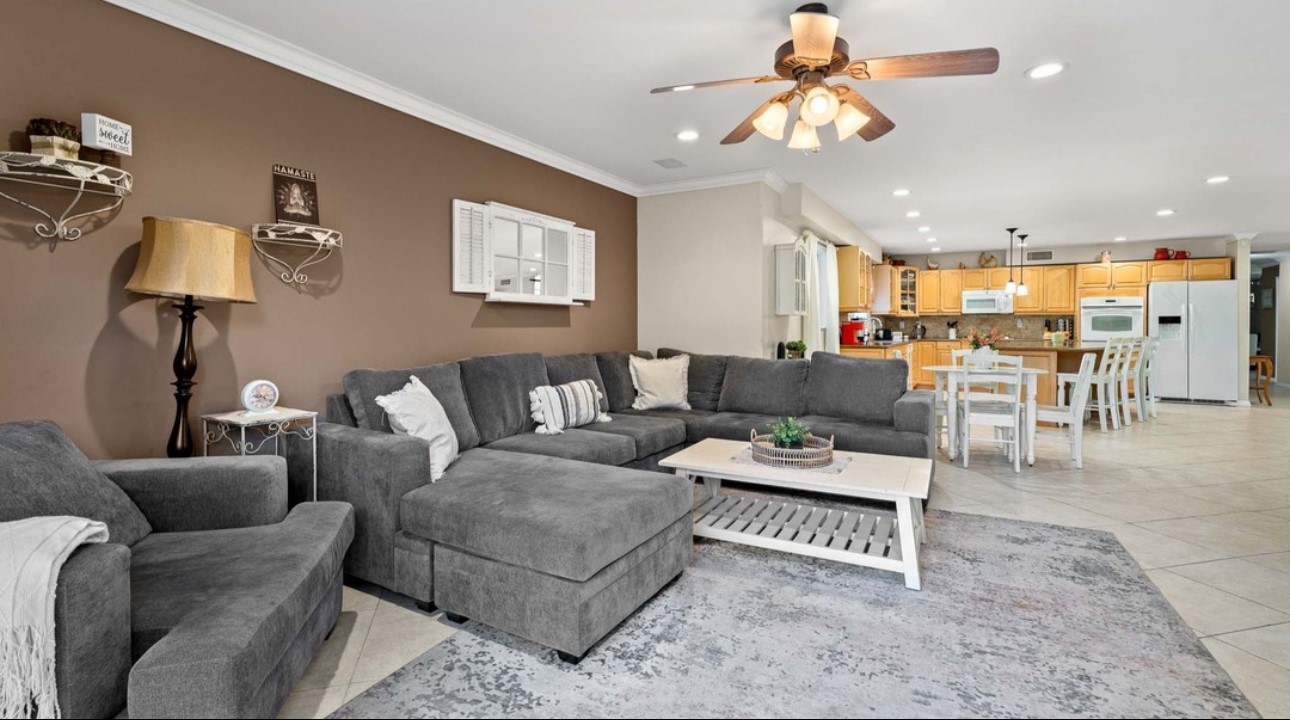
[1148,280,1239,402]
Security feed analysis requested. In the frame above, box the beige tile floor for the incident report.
[279,385,1290,719]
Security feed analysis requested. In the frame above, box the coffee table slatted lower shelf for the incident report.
[694,496,904,571]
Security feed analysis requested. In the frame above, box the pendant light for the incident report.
[1003,227,1018,295]
[1016,233,1030,297]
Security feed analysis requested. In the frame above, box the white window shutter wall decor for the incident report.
[452,199,490,293]
[571,228,596,301]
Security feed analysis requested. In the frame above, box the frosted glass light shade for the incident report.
[800,86,840,127]
[834,102,871,140]
[752,101,790,140]
[790,10,839,63]
[1003,279,1017,295]
[1016,283,1030,297]
[787,120,821,151]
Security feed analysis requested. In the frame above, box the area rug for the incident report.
[330,510,1257,719]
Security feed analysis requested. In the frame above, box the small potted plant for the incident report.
[784,340,806,359]
[965,325,1005,354]
[768,417,811,449]
[27,118,81,160]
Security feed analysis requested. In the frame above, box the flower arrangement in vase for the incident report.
[965,326,1005,352]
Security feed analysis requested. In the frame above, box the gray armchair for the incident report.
[0,421,355,719]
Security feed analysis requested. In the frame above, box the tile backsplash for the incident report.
[873,314,1076,340]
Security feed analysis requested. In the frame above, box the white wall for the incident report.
[1280,266,1289,384]
[1228,236,1252,404]
[894,236,1232,270]
[637,184,765,357]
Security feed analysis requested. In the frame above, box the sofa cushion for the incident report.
[657,348,729,411]
[483,429,636,466]
[544,354,609,412]
[0,421,152,546]
[618,408,718,444]
[693,412,785,443]
[128,502,353,706]
[342,363,481,450]
[458,353,549,444]
[401,448,691,582]
[580,413,686,459]
[595,351,654,412]
[717,357,809,416]
[798,415,930,458]
[804,352,907,425]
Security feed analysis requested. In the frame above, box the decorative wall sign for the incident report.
[272,164,320,226]
[80,113,133,156]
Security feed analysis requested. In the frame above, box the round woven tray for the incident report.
[748,429,835,469]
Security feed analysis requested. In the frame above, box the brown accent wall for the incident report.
[0,0,637,458]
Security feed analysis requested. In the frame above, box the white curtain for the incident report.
[801,231,841,357]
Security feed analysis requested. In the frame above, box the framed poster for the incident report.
[273,164,320,226]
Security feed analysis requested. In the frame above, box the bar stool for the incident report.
[1252,355,1275,406]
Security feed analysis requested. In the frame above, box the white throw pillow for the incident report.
[530,379,610,435]
[630,354,691,411]
[375,376,459,481]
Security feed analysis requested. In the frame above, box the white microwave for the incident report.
[961,290,1014,315]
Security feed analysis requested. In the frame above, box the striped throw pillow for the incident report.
[530,379,610,435]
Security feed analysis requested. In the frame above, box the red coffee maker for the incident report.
[840,321,865,346]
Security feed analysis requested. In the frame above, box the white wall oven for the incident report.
[1080,296,1144,344]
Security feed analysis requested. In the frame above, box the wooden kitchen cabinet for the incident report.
[1013,267,1046,314]
[939,269,963,315]
[987,267,1014,291]
[1077,261,1147,289]
[1043,265,1076,313]
[1188,257,1232,280]
[1148,260,1188,282]
[913,341,937,386]
[837,246,874,311]
[1111,261,1149,287]
[917,270,942,314]
[962,268,988,290]
[1076,263,1114,289]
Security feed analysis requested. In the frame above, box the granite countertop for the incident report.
[841,339,916,348]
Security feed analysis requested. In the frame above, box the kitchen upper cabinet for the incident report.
[1013,267,1046,314]
[1043,264,1076,313]
[1076,263,1114,289]
[987,267,1014,291]
[1111,261,1148,287]
[837,246,873,311]
[962,268,988,290]
[917,270,942,314]
[1188,257,1232,280]
[939,269,963,315]
[1148,260,1188,282]
[875,265,918,316]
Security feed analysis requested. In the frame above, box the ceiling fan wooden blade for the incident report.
[846,48,1000,81]
[836,88,895,141]
[720,97,780,145]
[650,76,786,94]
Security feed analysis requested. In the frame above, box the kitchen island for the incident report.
[995,341,1104,406]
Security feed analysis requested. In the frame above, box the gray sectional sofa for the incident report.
[0,421,355,718]
[319,348,933,662]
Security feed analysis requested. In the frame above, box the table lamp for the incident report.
[126,217,257,457]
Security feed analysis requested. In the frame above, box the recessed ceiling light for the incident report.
[926,237,938,243]
[1114,236,1127,242]
[892,188,910,197]
[906,210,921,218]
[930,247,941,253]
[918,226,931,233]
[1206,176,1230,184]
[1157,209,1175,217]
[1026,62,1065,79]
[673,85,695,92]
[675,129,700,142]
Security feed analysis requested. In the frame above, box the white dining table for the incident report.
[925,364,1048,467]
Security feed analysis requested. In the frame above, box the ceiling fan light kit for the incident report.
[651,4,999,153]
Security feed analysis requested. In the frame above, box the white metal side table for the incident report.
[202,407,318,501]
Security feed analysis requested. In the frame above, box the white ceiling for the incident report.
[123,0,1290,254]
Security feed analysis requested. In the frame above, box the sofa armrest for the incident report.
[55,543,131,719]
[315,422,432,589]
[894,391,935,440]
[96,456,288,532]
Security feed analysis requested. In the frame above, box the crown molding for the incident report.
[635,169,789,197]
[104,0,643,195]
[105,0,801,201]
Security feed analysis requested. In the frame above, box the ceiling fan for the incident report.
[651,3,1000,151]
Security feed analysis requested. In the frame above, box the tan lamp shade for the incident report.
[126,217,257,303]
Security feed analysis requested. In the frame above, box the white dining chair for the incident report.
[1031,352,1097,469]
[958,355,1024,473]
[1141,336,1160,418]
[1059,340,1124,432]
[1118,337,1145,426]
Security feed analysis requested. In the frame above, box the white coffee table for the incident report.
[660,438,932,590]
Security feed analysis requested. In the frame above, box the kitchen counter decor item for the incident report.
[965,325,1005,352]
[749,426,835,469]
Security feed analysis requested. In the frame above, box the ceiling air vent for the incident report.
[1026,250,1054,262]
[653,158,687,169]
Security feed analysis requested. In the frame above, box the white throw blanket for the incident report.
[0,516,109,719]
